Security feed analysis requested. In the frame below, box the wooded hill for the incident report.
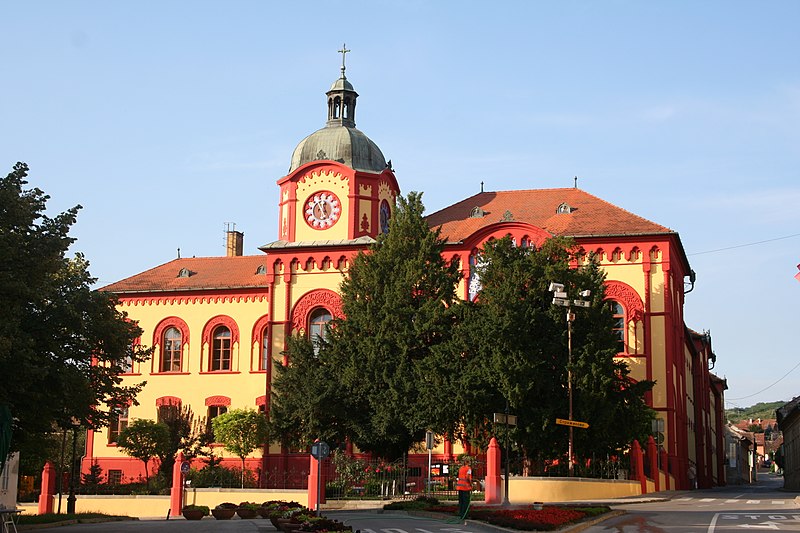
[725,401,786,423]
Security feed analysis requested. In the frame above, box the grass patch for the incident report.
[18,512,133,525]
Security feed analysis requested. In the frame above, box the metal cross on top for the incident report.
[338,43,350,77]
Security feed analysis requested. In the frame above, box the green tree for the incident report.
[116,419,170,483]
[267,335,348,450]
[156,405,209,483]
[212,408,268,488]
[459,236,654,463]
[320,192,461,460]
[0,162,150,460]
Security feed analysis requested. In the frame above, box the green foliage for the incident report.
[311,192,462,460]
[116,419,170,482]
[0,162,151,462]
[155,404,210,482]
[181,505,209,515]
[267,334,347,450]
[726,401,785,423]
[211,408,268,487]
[82,460,104,485]
[455,237,654,460]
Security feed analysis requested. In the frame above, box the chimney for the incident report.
[226,230,244,257]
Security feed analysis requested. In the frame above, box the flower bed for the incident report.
[414,502,609,531]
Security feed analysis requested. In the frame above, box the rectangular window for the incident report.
[108,469,123,485]
[108,407,129,444]
[157,404,180,424]
[260,331,269,371]
[207,405,228,441]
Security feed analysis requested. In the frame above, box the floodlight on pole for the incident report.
[548,282,591,477]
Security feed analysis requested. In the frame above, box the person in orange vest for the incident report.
[456,458,473,518]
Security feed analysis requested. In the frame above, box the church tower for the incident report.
[274,46,399,244]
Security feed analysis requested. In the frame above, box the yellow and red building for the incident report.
[87,62,726,490]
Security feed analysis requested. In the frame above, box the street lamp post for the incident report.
[66,420,80,514]
[549,282,591,477]
[493,408,517,505]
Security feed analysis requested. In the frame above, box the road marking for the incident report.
[382,529,409,533]
[747,500,760,505]
[739,522,779,529]
[709,513,800,532]
[416,529,435,533]
[771,501,785,505]
[727,499,741,503]
[700,498,716,502]
[675,497,693,502]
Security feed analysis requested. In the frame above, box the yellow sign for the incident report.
[556,418,589,429]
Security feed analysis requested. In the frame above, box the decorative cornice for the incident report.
[156,396,181,407]
[205,395,231,407]
[290,289,344,333]
[120,293,268,306]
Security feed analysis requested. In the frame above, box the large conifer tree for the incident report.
[270,192,462,460]
[459,237,654,464]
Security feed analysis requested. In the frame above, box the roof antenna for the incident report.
[480,181,484,193]
[574,176,578,189]
[177,247,181,259]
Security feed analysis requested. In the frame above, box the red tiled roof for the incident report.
[101,256,270,294]
[426,188,673,243]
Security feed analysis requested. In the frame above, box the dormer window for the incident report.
[470,207,485,218]
[557,202,574,214]
[177,268,192,278]
[256,264,267,275]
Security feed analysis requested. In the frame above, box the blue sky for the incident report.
[3,1,798,408]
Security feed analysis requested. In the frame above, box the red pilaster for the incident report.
[170,451,184,517]
[632,440,647,495]
[661,447,670,490]
[484,437,502,504]
[647,436,659,492]
[38,461,56,514]
[443,437,453,462]
[307,450,325,512]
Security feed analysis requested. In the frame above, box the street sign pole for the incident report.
[311,441,330,516]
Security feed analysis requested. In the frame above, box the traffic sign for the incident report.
[556,418,589,429]
[180,461,190,474]
[311,441,330,460]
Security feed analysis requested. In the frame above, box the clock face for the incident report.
[379,200,391,234]
[304,191,341,229]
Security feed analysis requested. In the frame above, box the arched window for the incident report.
[309,308,332,351]
[608,301,626,354]
[260,328,269,371]
[211,326,232,371]
[161,327,182,372]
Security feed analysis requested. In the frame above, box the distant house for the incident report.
[725,424,755,484]
[776,397,800,490]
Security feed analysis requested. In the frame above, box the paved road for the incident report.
[584,471,800,533]
[37,512,490,533]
